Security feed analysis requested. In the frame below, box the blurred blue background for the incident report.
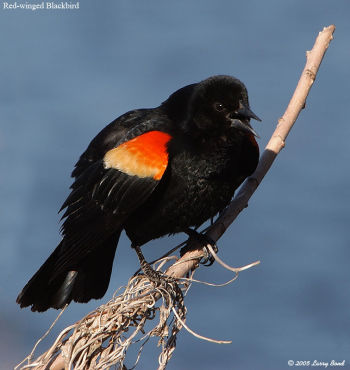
[1,1,349,369]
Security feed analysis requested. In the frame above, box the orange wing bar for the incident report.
[104,131,172,180]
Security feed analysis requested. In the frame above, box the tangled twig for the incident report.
[17,254,257,370]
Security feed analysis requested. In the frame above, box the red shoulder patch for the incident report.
[103,131,172,180]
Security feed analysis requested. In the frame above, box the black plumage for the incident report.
[17,75,260,312]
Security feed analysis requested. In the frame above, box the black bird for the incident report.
[17,75,261,312]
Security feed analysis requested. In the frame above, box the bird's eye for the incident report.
[214,103,224,112]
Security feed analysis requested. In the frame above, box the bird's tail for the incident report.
[16,231,121,312]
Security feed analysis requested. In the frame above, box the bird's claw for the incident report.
[184,229,218,267]
[133,244,182,301]
[200,242,218,266]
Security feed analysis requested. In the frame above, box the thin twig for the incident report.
[16,305,68,370]
[206,244,260,273]
[171,307,232,344]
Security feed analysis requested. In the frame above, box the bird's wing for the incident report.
[48,107,173,278]
[71,109,151,179]
[17,126,173,311]
[59,129,172,239]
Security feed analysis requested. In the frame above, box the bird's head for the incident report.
[187,75,261,137]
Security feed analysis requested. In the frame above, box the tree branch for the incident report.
[17,25,335,370]
[168,24,335,275]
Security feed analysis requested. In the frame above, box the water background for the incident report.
[1,1,349,369]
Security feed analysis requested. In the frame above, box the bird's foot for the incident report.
[183,228,218,266]
[132,245,182,302]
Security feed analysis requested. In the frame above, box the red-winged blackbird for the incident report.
[17,75,260,312]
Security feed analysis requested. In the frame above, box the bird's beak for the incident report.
[230,119,259,138]
[236,101,262,122]
[229,102,261,137]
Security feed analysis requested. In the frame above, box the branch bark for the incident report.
[18,25,335,370]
